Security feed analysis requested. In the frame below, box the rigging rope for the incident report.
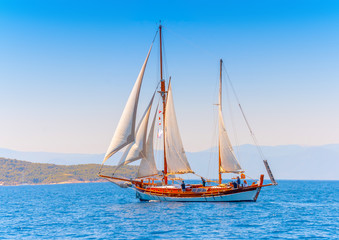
[222,62,266,161]
[225,76,241,161]
[152,29,159,44]
[161,31,169,82]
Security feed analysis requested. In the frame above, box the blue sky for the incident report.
[0,0,338,153]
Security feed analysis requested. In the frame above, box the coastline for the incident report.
[0,179,107,187]
[0,158,137,187]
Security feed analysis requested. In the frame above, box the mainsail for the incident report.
[137,106,159,178]
[102,44,153,164]
[117,93,155,167]
[164,82,193,174]
[218,66,242,173]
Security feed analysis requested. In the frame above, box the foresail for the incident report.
[218,68,242,173]
[165,82,193,175]
[218,109,242,173]
[117,93,155,168]
[102,44,153,164]
[137,106,159,178]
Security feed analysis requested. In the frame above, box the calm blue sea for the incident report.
[0,181,338,239]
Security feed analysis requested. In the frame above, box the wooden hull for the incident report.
[135,186,262,202]
[99,174,271,202]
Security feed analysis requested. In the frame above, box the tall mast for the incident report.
[159,24,168,185]
[219,59,223,185]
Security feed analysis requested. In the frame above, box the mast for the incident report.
[219,59,223,185]
[159,24,168,185]
[219,139,222,184]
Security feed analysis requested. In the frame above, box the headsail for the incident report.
[102,44,153,164]
[137,106,159,178]
[117,93,155,167]
[218,110,242,173]
[218,61,242,173]
[164,82,193,174]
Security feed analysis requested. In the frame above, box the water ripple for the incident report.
[0,181,338,239]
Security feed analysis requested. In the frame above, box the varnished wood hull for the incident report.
[135,186,262,202]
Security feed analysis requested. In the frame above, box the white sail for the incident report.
[218,69,242,173]
[117,93,155,167]
[218,109,242,173]
[164,82,193,174]
[102,44,153,164]
[137,106,159,178]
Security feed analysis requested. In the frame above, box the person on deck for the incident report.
[201,177,206,187]
[237,176,241,187]
[243,180,248,187]
[181,181,186,192]
[233,181,238,189]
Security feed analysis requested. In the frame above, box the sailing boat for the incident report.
[99,25,277,202]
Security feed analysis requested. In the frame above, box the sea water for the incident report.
[0,181,338,239]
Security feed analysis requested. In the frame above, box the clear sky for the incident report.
[0,0,338,154]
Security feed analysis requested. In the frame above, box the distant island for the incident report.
[0,158,137,186]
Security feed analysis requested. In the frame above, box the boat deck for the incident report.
[135,183,270,198]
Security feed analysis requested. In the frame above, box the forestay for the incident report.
[102,44,153,164]
[164,82,193,174]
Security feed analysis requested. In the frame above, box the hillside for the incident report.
[0,144,338,180]
[0,158,137,186]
